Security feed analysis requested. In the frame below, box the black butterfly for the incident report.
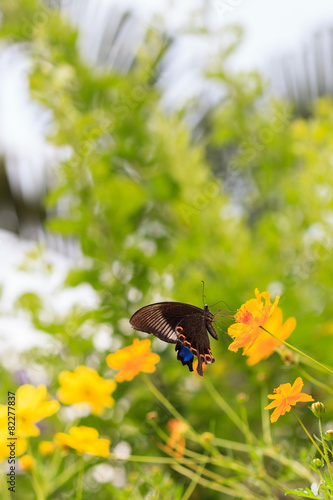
[129,302,219,376]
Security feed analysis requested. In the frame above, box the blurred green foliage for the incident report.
[0,0,333,498]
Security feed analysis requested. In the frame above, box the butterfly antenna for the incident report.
[201,280,206,307]
[209,299,233,310]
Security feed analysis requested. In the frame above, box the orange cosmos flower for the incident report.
[56,426,110,458]
[265,377,314,423]
[228,289,279,355]
[166,419,188,457]
[57,366,116,415]
[245,307,296,365]
[106,339,160,382]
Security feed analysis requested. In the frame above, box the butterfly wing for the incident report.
[129,302,203,344]
[175,314,215,376]
[130,302,215,377]
[175,344,194,372]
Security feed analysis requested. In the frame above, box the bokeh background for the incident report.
[1,0,333,498]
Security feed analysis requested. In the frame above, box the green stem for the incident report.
[319,417,333,483]
[142,376,281,495]
[211,437,254,452]
[178,460,266,500]
[112,448,312,483]
[298,367,333,395]
[292,408,329,468]
[172,463,261,500]
[167,444,249,474]
[264,448,313,481]
[26,444,45,500]
[141,374,197,439]
[239,401,261,468]
[46,459,86,497]
[0,471,10,500]
[260,327,333,375]
[110,453,200,465]
[317,468,329,500]
[112,449,250,475]
[261,385,272,446]
[212,437,312,480]
[48,448,64,486]
[210,439,312,481]
[114,448,249,489]
[328,443,333,458]
[141,374,221,459]
[75,460,83,500]
[30,464,45,500]
[181,456,208,500]
[148,412,250,475]
[204,377,258,442]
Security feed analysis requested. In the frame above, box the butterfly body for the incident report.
[129,302,218,376]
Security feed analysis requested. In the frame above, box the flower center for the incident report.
[236,310,253,325]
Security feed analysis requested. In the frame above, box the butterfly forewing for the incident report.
[129,302,204,344]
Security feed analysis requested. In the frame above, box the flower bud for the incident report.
[281,350,294,365]
[201,432,214,442]
[19,455,35,471]
[324,429,333,441]
[147,411,158,420]
[237,393,248,403]
[311,402,325,418]
[39,441,56,456]
[256,372,267,383]
[311,458,323,469]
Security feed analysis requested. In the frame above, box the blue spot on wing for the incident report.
[175,342,194,372]
[179,345,193,363]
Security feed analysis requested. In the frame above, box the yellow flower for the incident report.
[0,385,59,438]
[228,289,279,355]
[265,377,314,423]
[57,366,116,415]
[39,441,56,456]
[245,307,296,365]
[106,339,160,382]
[56,426,110,458]
[19,454,35,471]
[166,419,188,458]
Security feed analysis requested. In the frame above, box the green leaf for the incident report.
[15,293,43,314]
[285,487,324,499]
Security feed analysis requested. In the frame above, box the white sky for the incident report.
[125,0,333,71]
[222,0,333,70]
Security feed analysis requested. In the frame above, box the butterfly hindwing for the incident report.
[175,344,194,372]
[175,314,215,376]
